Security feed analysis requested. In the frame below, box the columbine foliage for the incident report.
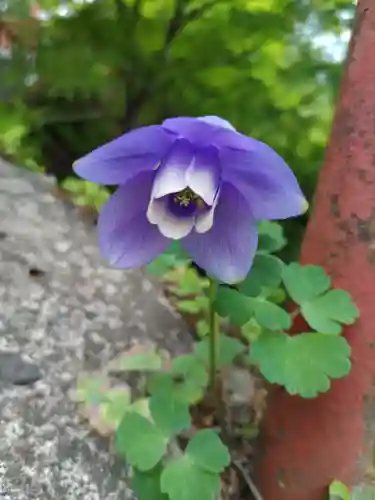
[72,220,359,499]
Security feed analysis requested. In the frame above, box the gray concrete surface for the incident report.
[0,159,189,499]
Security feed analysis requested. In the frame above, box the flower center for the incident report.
[168,188,206,218]
[173,188,205,209]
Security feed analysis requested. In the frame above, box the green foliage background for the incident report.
[0,0,355,251]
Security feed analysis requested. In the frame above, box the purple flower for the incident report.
[73,116,307,283]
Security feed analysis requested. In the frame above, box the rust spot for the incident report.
[355,209,375,242]
[357,168,373,183]
[330,194,340,218]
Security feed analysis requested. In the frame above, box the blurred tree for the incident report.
[1,0,355,211]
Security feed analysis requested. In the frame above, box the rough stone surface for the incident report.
[0,352,42,385]
[0,159,189,499]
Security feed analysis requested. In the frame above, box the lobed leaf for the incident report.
[160,430,230,500]
[132,464,168,500]
[302,289,359,334]
[116,413,167,471]
[239,253,284,297]
[148,354,208,405]
[149,393,191,436]
[250,332,351,398]
[282,263,331,303]
[194,335,245,368]
[214,286,253,326]
[186,429,230,473]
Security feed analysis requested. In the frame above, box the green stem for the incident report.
[208,279,219,392]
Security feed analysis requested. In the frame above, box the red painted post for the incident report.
[254,2,375,499]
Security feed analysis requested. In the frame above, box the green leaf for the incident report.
[249,298,291,330]
[186,429,230,473]
[73,373,109,405]
[147,254,181,276]
[282,263,331,303]
[148,355,208,404]
[214,287,253,326]
[161,455,220,500]
[250,332,351,398]
[116,413,167,471]
[132,465,168,500]
[329,480,351,500]
[239,254,284,297]
[109,345,163,372]
[177,298,208,314]
[130,398,151,419]
[164,241,190,262]
[258,221,287,253]
[168,269,209,297]
[215,287,290,330]
[149,393,191,435]
[196,319,209,338]
[302,289,359,334]
[160,430,229,500]
[194,335,245,368]
[99,385,131,428]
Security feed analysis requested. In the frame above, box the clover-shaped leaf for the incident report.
[116,412,167,471]
[161,456,219,500]
[194,335,245,368]
[282,264,358,334]
[249,332,351,398]
[160,430,230,500]
[149,393,191,435]
[214,287,253,326]
[215,287,290,330]
[148,354,208,405]
[257,221,287,253]
[302,289,359,335]
[239,254,284,297]
[132,465,168,500]
[249,298,291,331]
[186,429,230,473]
[282,263,331,303]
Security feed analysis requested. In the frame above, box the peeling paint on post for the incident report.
[254,2,375,499]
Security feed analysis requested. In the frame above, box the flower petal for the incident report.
[162,117,220,146]
[151,139,193,199]
[186,146,220,205]
[198,116,236,131]
[195,191,220,234]
[73,125,176,185]
[220,144,307,220]
[147,197,194,239]
[182,183,258,283]
[98,172,170,268]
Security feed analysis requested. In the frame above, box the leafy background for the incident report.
[0,0,355,255]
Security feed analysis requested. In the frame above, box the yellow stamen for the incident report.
[173,188,202,207]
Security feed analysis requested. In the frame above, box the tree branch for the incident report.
[164,0,188,49]
[132,0,142,19]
